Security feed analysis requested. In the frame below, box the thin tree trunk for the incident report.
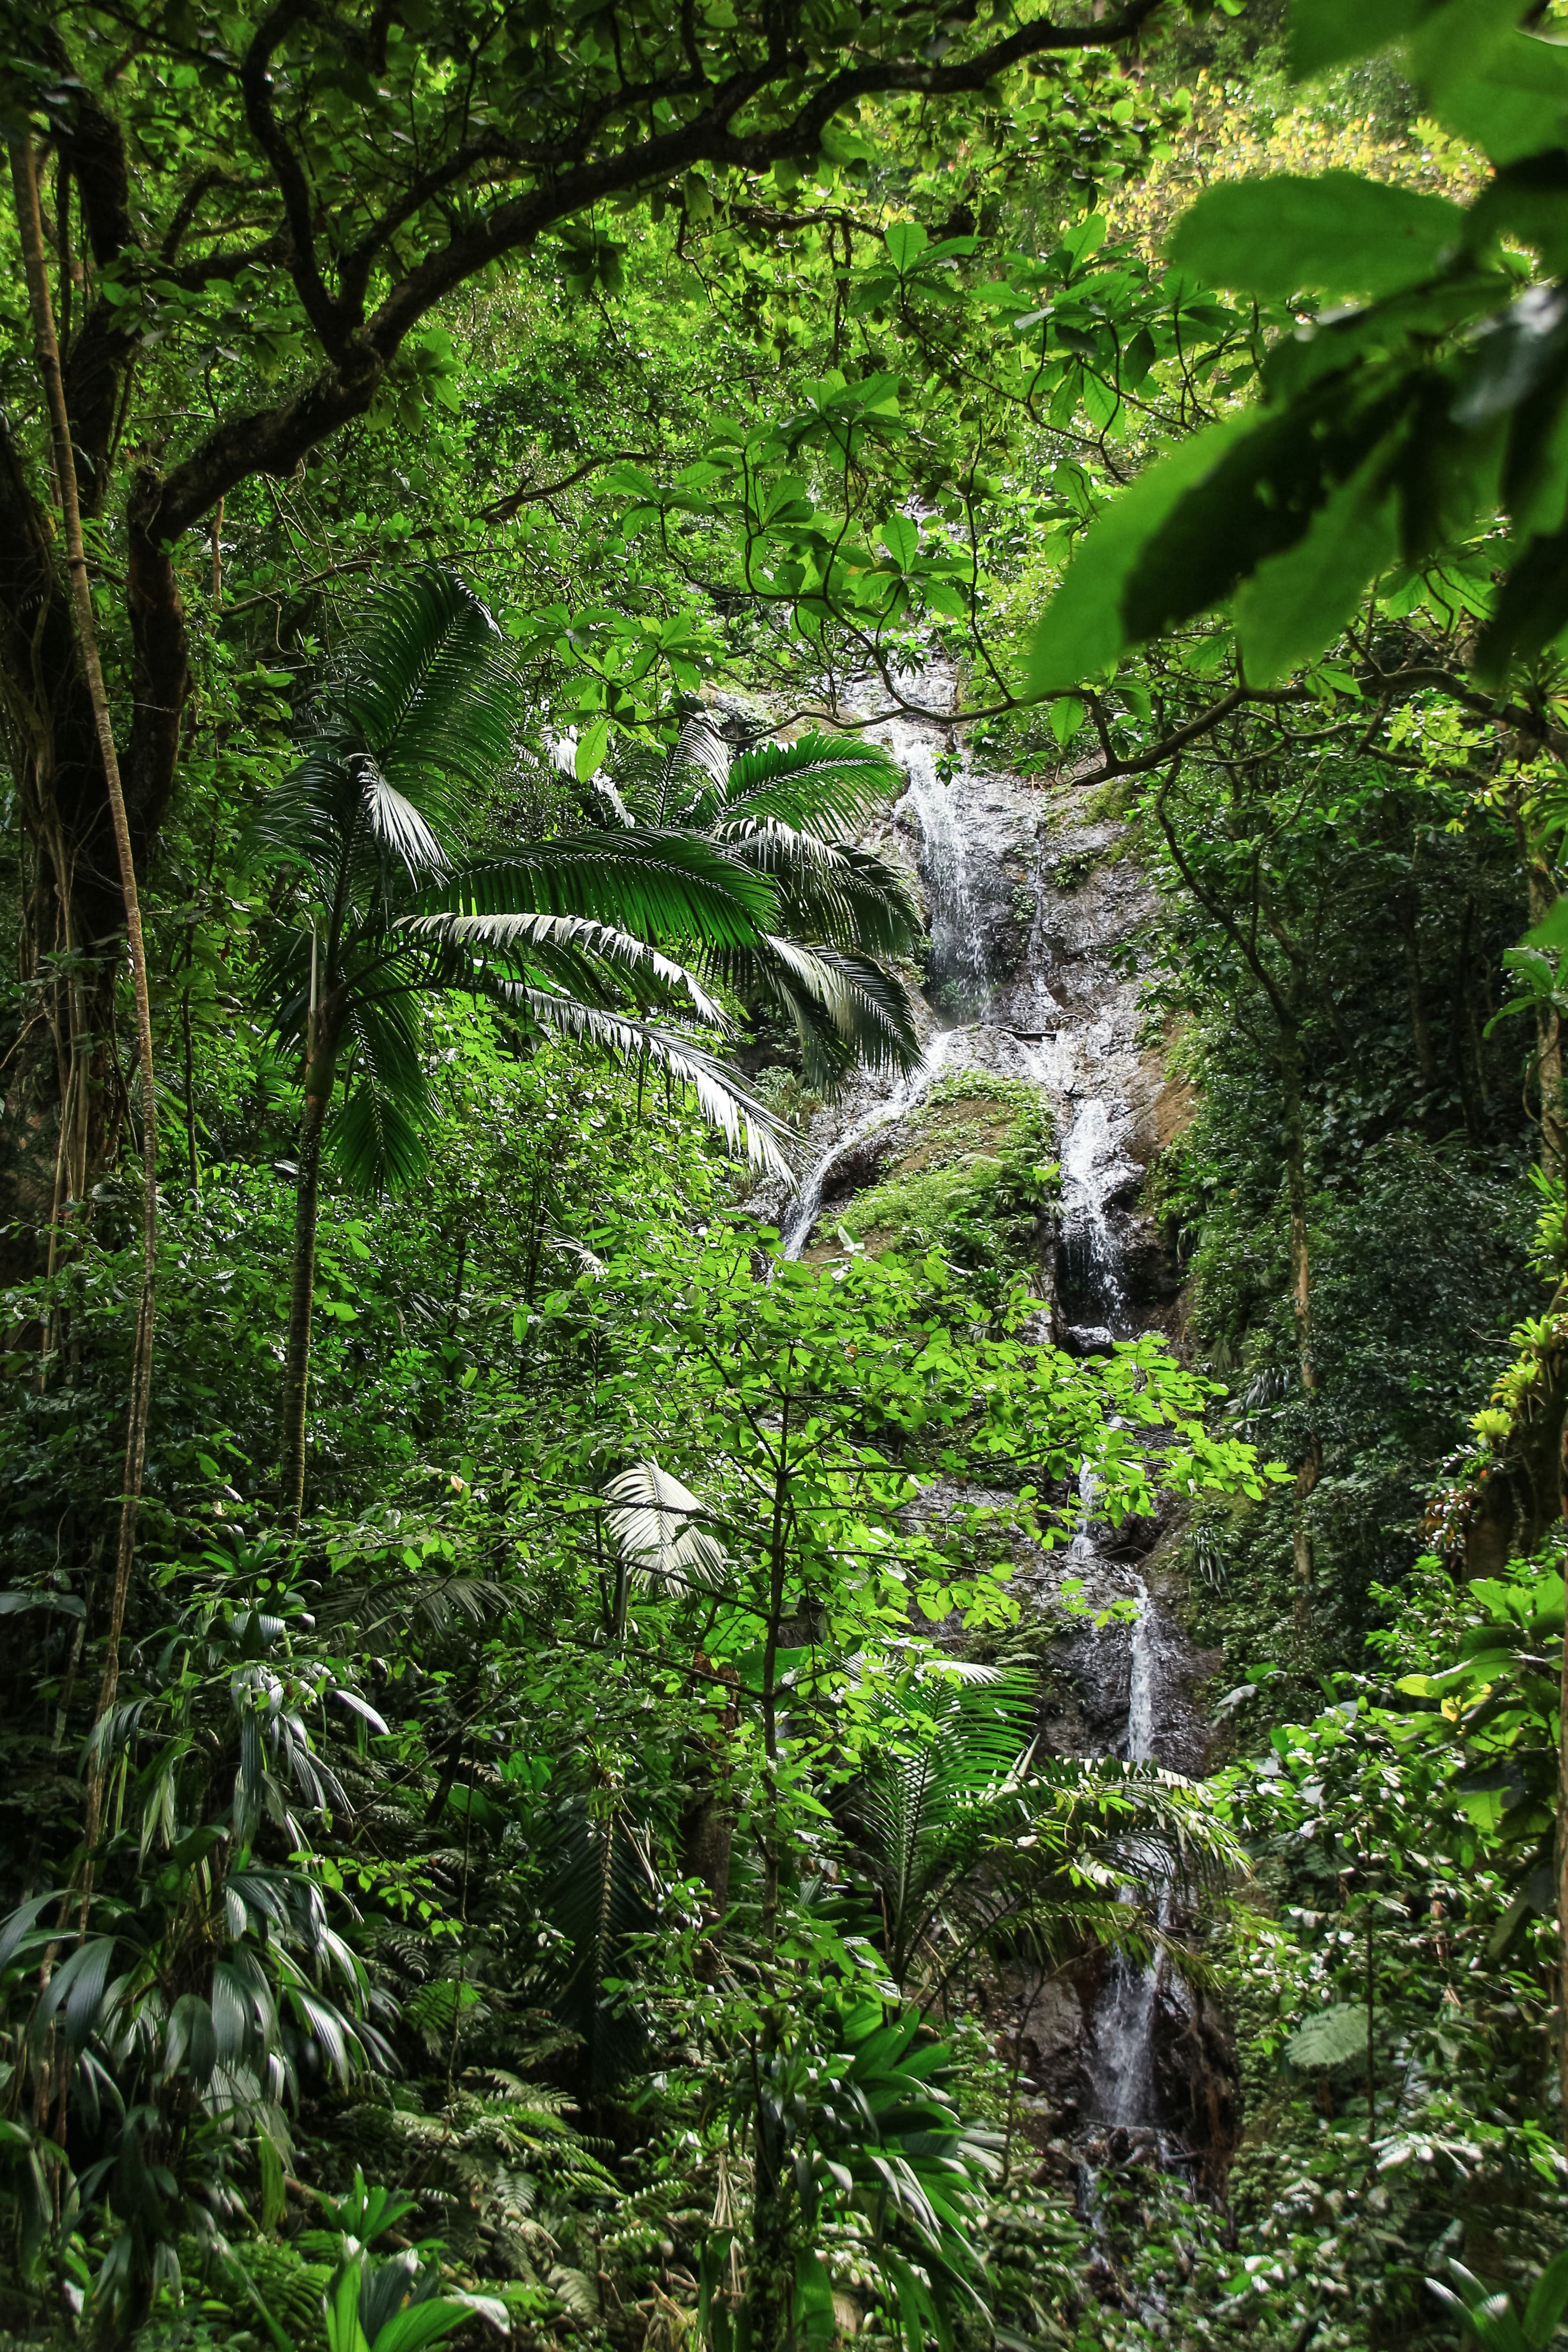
[1365,1906,1376,2150]
[681,1654,740,1928]
[760,1397,791,1950]
[280,1084,329,1529]
[181,977,199,1193]
[1519,805,1567,1185]
[1279,1020,1318,1643]
[15,128,159,1873]
[1451,895,1486,1146]
[1396,883,1437,1103]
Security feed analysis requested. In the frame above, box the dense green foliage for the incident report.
[13,0,1568,2348]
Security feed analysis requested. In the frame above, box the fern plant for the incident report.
[849,1670,1244,1996]
[595,718,922,1087]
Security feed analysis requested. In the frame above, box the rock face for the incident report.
[769,667,1232,2169]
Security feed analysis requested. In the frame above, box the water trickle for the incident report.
[1057,1095,1131,1352]
[1125,1584,1157,1766]
[1086,1583,1162,2130]
[886,722,991,1016]
[780,1031,955,1260]
[767,667,1210,2158]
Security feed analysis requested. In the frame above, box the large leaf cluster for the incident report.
[1029,0,1568,698]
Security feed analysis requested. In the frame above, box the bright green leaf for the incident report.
[1170,172,1466,299]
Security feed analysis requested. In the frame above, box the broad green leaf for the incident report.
[1233,458,1399,683]
[1525,897,1568,951]
[1170,173,1466,300]
[880,516,919,569]
[1025,413,1258,691]
[885,222,929,273]
[1123,324,1157,389]
[325,2264,371,2352]
[369,2302,473,2352]
[1522,2247,1568,2347]
[1062,212,1108,262]
[1049,696,1085,747]
[1120,383,1415,653]
[574,718,611,781]
[1288,0,1422,80]
[1436,26,1568,162]
[1411,0,1532,97]
[1477,522,1568,681]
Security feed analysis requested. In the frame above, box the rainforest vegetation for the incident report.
[8,0,1568,2345]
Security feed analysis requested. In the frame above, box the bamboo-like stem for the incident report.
[13,128,160,1881]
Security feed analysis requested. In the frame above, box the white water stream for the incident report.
[1086,1581,1163,2130]
[776,668,1192,2145]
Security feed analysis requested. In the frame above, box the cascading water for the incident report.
[1085,1581,1163,2132]
[1055,1094,1133,1354]
[887,720,991,1015]
[776,665,1207,2153]
[780,1032,955,1260]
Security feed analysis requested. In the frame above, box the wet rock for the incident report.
[756,662,1238,2173]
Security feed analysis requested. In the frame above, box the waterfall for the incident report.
[1056,1095,1131,1353]
[886,722,991,1014]
[774,667,1203,2155]
[1086,1582,1163,2131]
[779,1032,955,1260]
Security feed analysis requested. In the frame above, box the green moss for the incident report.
[840,1154,1006,1248]
[826,1076,1059,1303]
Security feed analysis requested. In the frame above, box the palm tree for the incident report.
[257,571,918,1525]
[591,716,922,1084]
[849,1673,1242,1996]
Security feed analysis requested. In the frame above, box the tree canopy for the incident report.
[12,2,1568,2349]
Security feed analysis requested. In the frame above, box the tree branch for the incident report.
[483,449,661,523]
[240,0,354,356]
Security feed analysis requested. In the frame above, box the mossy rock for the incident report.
[811,1072,1059,1299]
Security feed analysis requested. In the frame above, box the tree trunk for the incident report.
[1520,808,1568,1187]
[1396,883,1438,1105]
[16,126,161,1880]
[1,112,190,1282]
[1279,1020,1319,1644]
[681,1655,740,1927]
[745,2202,794,2352]
[280,1082,330,1529]
[760,1404,791,1950]
[1451,894,1486,1147]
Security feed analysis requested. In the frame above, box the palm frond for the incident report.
[327,1082,432,1196]
[495,990,795,1176]
[717,730,902,833]
[325,994,434,1193]
[751,938,923,1083]
[602,1461,729,1587]
[345,988,430,1103]
[608,716,732,828]
[849,1684,1244,1991]
[308,569,522,832]
[780,843,921,956]
[540,1799,659,2090]
[354,755,449,879]
[676,714,732,793]
[439,833,776,947]
[402,908,731,1027]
